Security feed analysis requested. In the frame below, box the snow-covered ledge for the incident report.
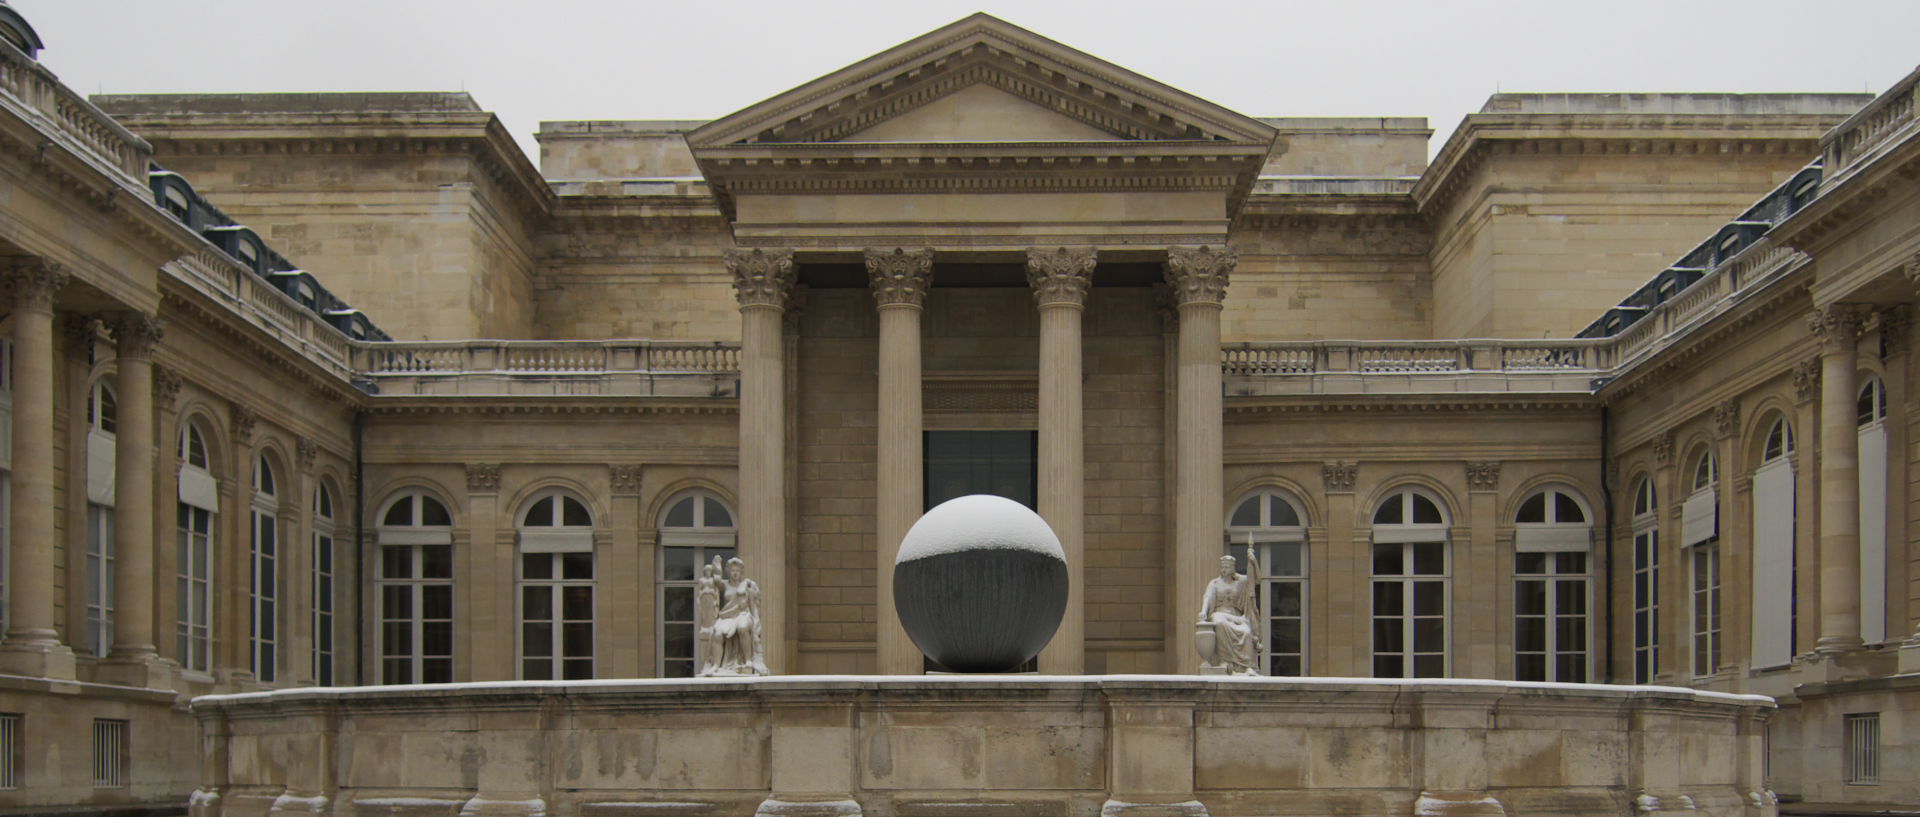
[188,676,1775,817]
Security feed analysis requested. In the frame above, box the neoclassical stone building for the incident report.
[0,7,1915,814]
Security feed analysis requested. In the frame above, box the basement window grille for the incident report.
[91,719,127,788]
[0,714,19,789]
[1846,713,1880,785]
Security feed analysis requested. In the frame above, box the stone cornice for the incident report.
[1772,127,1920,253]
[1226,394,1597,416]
[360,397,737,417]
[1596,269,1814,403]
[156,285,365,408]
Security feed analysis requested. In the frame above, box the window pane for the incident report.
[1372,619,1404,652]
[1557,616,1586,650]
[562,586,593,621]
[383,658,412,685]
[665,498,696,528]
[422,546,453,579]
[1413,618,1445,651]
[423,585,454,620]
[1373,545,1402,576]
[1557,552,1587,574]
[1517,494,1547,524]
[423,622,453,656]
[562,498,592,527]
[663,623,694,661]
[1270,583,1302,617]
[1516,552,1546,575]
[704,498,732,527]
[382,585,413,618]
[1516,617,1545,651]
[1412,543,1445,575]
[1556,581,1587,615]
[1374,498,1402,525]
[382,621,412,655]
[562,623,593,657]
[1517,653,1546,682]
[423,658,452,684]
[1412,581,1444,616]
[1413,654,1445,678]
[383,498,413,527]
[1268,496,1300,527]
[1557,654,1586,682]
[1517,580,1546,615]
[523,587,552,621]
[663,548,695,582]
[420,497,452,526]
[663,659,693,679]
[1271,618,1301,655]
[562,552,593,580]
[663,587,693,623]
[1372,655,1401,678]
[524,659,552,681]
[1229,498,1260,527]
[1372,582,1402,616]
[523,553,553,580]
[523,623,553,658]
[524,497,553,527]
[1272,655,1301,677]
[562,659,593,681]
[1271,543,1303,577]
[1412,495,1443,524]
[1555,493,1585,523]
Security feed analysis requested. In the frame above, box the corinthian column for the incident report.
[0,258,75,680]
[868,248,933,675]
[726,248,796,675]
[1812,304,1867,654]
[101,313,170,687]
[1028,247,1094,674]
[1165,246,1233,674]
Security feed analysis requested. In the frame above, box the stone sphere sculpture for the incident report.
[893,494,1069,672]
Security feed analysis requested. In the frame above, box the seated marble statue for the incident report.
[701,556,767,676]
[1196,553,1262,675]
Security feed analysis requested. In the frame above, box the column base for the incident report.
[97,650,175,689]
[1414,792,1507,817]
[756,798,862,817]
[0,638,77,680]
[1100,799,1207,817]
[1899,638,1920,675]
[1812,635,1864,654]
[460,795,547,817]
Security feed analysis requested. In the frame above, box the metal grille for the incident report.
[91,719,127,788]
[1846,713,1880,785]
[0,713,19,789]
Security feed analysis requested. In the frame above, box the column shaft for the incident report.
[1029,247,1093,674]
[109,316,161,658]
[869,249,932,675]
[726,249,795,675]
[1814,305,1865,652]
[0,260,73,679]
[1165,247,1232,674]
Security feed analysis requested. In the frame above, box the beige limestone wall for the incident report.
[793,289,880,674]
[1425,150,1822,339]
[1258,118,1431,178]
[537,121,705,180]
[0,682,194,810]
[532,206,739,340]
[1226,216,1431,340]
[1083,289,1167,673]
[190,678,1777,817]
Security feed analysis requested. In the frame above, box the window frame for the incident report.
[1631,477,1660,684]
[515,489,597,681]
[375,491,456,685]
[312,482,335,686]
[1224,488,1309,676]
[248,454,279,683]
[655,489,737,678]
[1369,487,1451,679]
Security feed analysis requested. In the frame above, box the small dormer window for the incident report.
[236,241,259,269]
[162,187,191,221]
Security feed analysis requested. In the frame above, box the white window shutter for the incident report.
[1681,488,1717,547]
[1750,459,1794,668]
[1859,423,1888,643]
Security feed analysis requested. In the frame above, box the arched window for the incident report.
[1224,489,1309,676]
[375,491,455,684]
[1754,414,1798,667]
[248,454,279,683]
[1512,486,1592,682]
[518,490,596,680]
[84,380,117,658]
[1858,375,1890,643]
[1681,447,1720,677]
[1631,476,1659,683]
[1370,487,1449,678]
[312,480,336,686]
[657,490,735,678]
[175,418,217,674]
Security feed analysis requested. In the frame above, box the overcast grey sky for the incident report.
[14,0,1920,164]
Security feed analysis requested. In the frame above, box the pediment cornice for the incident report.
[686,14,1276,150]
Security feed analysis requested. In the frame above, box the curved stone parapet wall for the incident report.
[188,677,1775,817]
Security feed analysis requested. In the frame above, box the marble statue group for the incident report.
[1196,552,1263,675]
[696,555,768,676]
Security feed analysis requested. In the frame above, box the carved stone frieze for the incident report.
[782,284,810,334]
[2,257,68,313]
[724,248,795,310]
[64,313,99,358]
[1466,461,1500,491]
[465,463,502,493]
[610,464,644,493]
[1713,398,1741,439]
[1025,247,1096,308]
[231,402,257,443]
[1652,432,1674,466]
[154,365,184,409]
[296,437,319,471]
[1879,304,1911,355]
[110,313,165,361]
[866,248,934,308]
[1322,461,1358,492]
[1792,358,1821,404]
[1163,246,1234,306]
[1808,304,1868,352]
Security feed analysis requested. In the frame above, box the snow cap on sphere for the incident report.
[896,494,1066,565]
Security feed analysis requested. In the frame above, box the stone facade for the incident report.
[0,6,1914,815]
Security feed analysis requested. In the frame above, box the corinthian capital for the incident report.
[1809,304,1868,352]
[1164,246,1234,306]
[1025,247,1096,308]
[725,248,796,310]
[2,257,68,314]
[110,312,165,361]
[866,248,933,308]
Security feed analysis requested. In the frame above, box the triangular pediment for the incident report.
[842,84,1123,142]
[687,13,1276,148]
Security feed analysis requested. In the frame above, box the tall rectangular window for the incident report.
[175,503,213,673]
[1371,541,1448,678]
[85,504,114,658]
[1690,541,1721,677]
[658,543,734,678]
[1225,540,1305,676]
[1633,525,1659,683]
[312,529,334,686]
[377,544,453,684]
[1515,551,1590,682]
[924,430,1037,510]
[90,719,126,788]
[520,552,594,680]
[249,508,277,682]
